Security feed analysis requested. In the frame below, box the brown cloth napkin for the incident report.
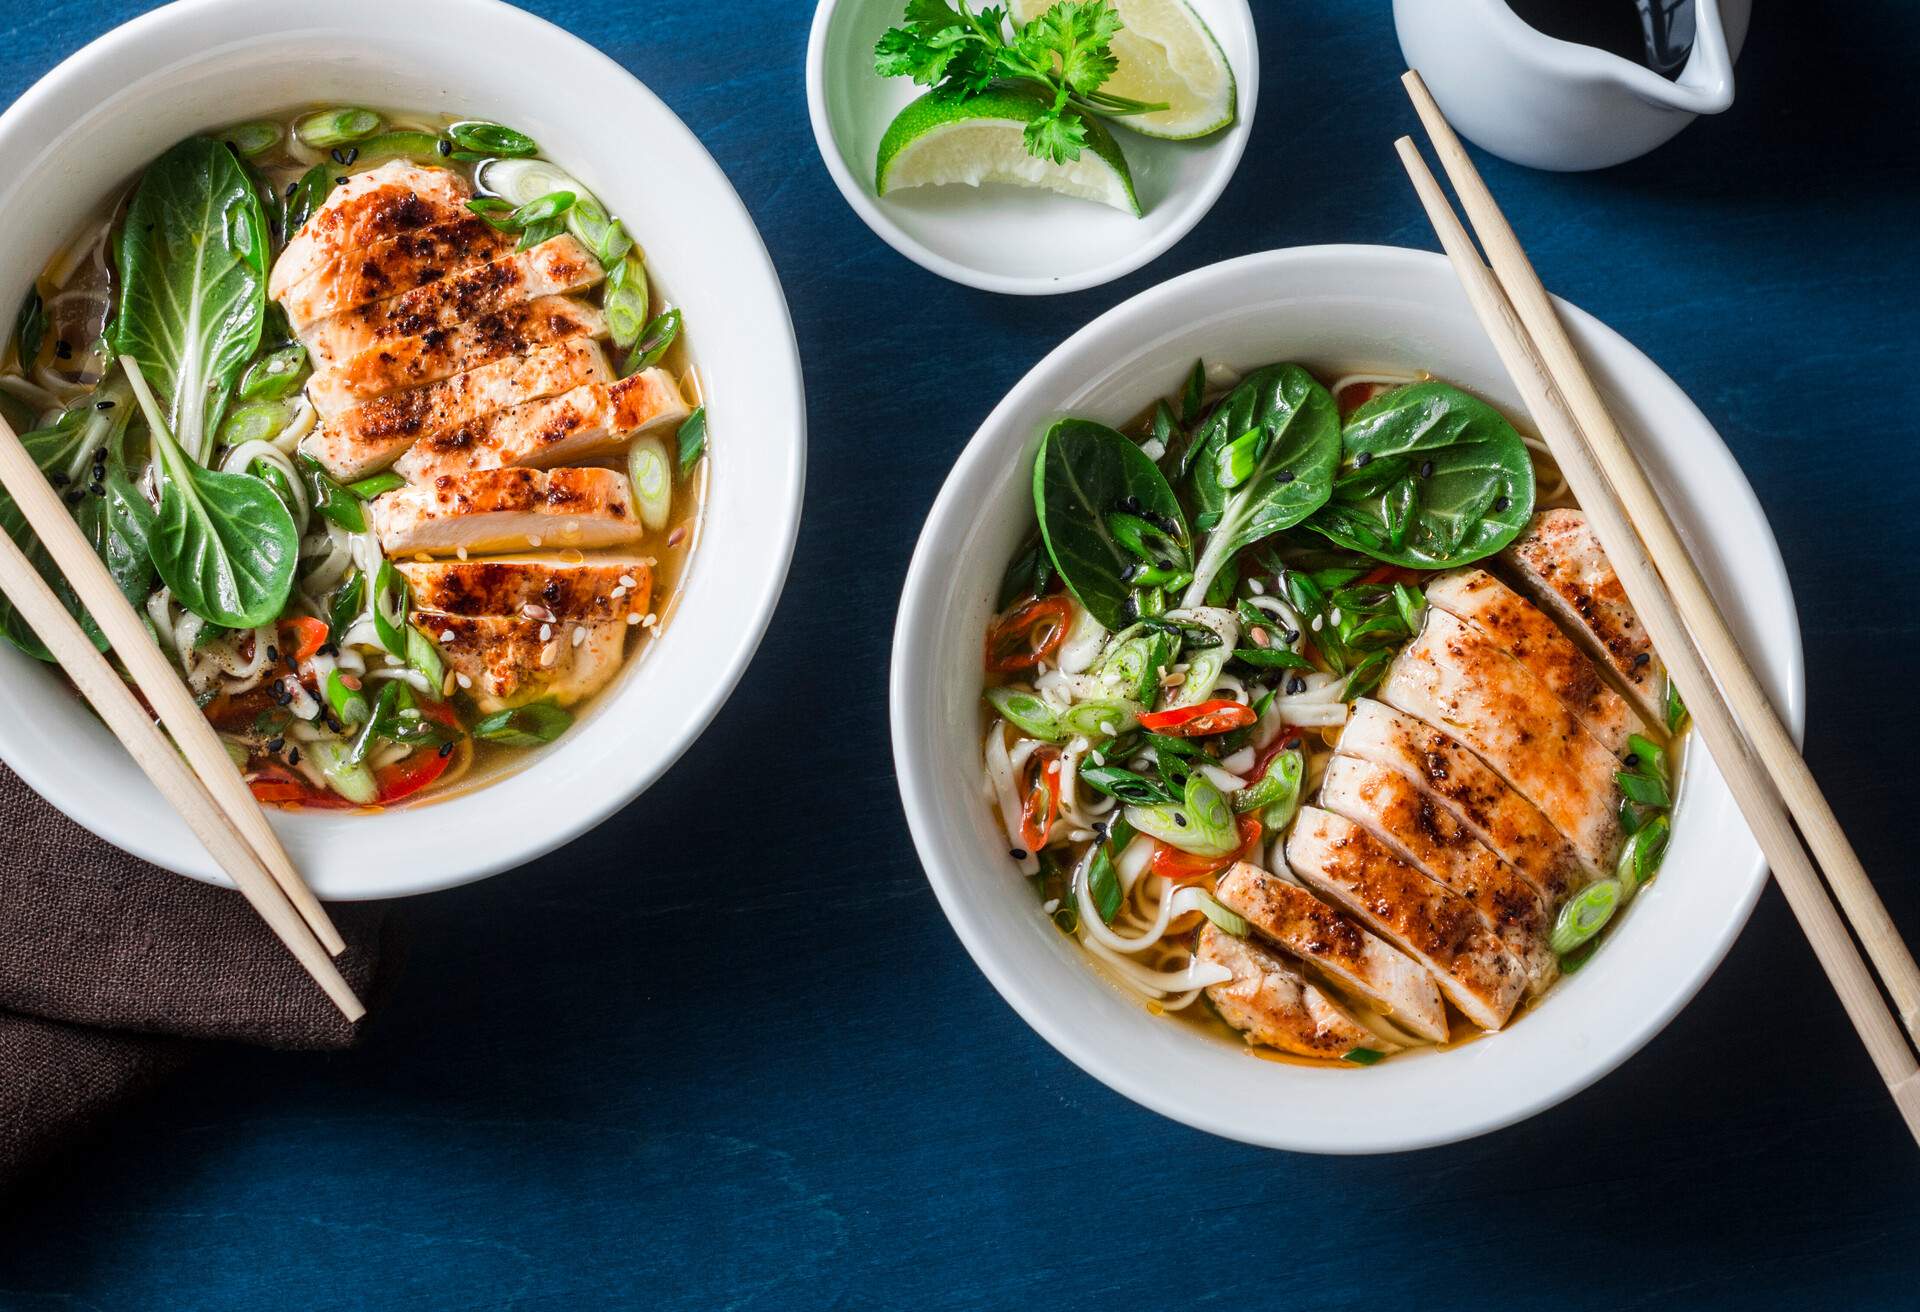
[0,763,402,1187]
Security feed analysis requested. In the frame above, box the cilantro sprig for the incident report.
[874,0,1168,164]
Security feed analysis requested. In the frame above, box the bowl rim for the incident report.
[0,0,807,899]
[803,0,1260,296]
[889,243,1805,1150]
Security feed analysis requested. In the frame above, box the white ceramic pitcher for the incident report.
[1394,0,1751,171]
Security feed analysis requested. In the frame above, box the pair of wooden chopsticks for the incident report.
[1398,71,1920,1142]
[0,386,363,1021]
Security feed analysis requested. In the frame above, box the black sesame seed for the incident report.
[1354,451,1373,468]
[1419,460,1435,478]
[1492,495,1511,512]
[1287,676,1307,694]
[266,644,280,664]
[287,747,301,766]
[1276,469,1295,484]
[438,741,455,758]
[266,737,284,753]
[62,490,83,505]
[49,472,69,486]
[95,399,115,411]
[1623,753,1639,768]
[284,181,298,200]
[1173,813,1188,827]
[1282,628,1299,644]
[331,146,359,165]
[335,175,349,186]
[1009,847,1028,860]
[437,138,453,157]
[1631,651,1651,668]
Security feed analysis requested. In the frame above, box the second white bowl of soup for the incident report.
[0,0,804,898]
[891,245,1802,1151]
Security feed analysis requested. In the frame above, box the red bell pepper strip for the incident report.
[1137,699,1256,737]
[278,615,329,664]
[985,596,1073,674]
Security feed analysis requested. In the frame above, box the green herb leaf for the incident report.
[448,120,539,158]
[1033,418,1190,630]
[472,699,572,747]
[1305,381,1535,569]
[676,406,707,478]
[1087,844,1123,924]
[623,308,681,376]
[1341,1047,1385,1066]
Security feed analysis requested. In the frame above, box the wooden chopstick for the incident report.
[0,496,363,1020]
[1393,127,1920,1142]
[0,405,345,959]
[1400,69,1920,1043]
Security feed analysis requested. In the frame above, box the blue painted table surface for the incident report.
[2,0,1917,1306]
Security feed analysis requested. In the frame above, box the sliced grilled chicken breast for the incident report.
[1198,925,1392,1060]
[279,215,515,330]
[396,555,651,623]
[1318,756,1556,994]
[303,235,604,370]
[419,611,627,711]
[369,467,645,557]
[1504,508,1666,723]
[1383,608,1623,872]
[308,296,608,412]
[1339,699,1590,899]
[302,340,611,480]
[1424,568,1644,754]
[270,162,471,301]
[393,369,689,481]
[1213,863,1447,1042]
[1286,807,1527,1031]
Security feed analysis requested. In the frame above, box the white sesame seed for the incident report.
[528,535,542,547]
[538,623,552,642]
[455,547,468,560]
[540,642,557,667]
[560,523,580,538]
[455,672,473,689]
[440,629,455,643]
[640,613,657,628]
[1099,721,1116,736]
[414,552,430,563]
[1311,614,1324,632]
[626,612,641,625]
[618,574,636,588]
[641,557,656,567]
[1330,607,1343,625]
[571,625,586,647]
[1091,750,1106,766]
[610,584,627,599]
[1248,579,1265,595]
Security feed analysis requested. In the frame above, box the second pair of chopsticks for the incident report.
[0,363,362,1022]
[1397,71,1920,1140]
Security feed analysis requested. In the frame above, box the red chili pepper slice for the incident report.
[1017,754,1062,852]
[1149,815,1264,882]
[1354,564,1417,589]
[1137,699,1256,737]
[278,615,329,664]
[374,747,454,805]
[985,596,1073,674]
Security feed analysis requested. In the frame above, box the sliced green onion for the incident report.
[1197,892,1248,936]
[1616,770,1670,809]
[1624,733,1669,787]
[238,345,308,402]
[220,400,293,447]
[307,737,377,804]
[623,309,682,377]
[472,700,572,747]
[352,130,443,167]
[1233,745,1303,824]
[676,407,707,478]
[1105,510,1186,570]
[346,471,405,500]
[327,571,363,641]
[348,681,402,766]
[1665,680,1689,734]
[226,121,283,159]
[1062,699,1139,738]
[1077,764,1175,805]
[1087,846,1122,924]
[1214,428,1261,490]
[1341,1047,1385,1066]
[1172,646,1225,707]
[324,669,369,727]
[1618,813,1671,893]
[251,459,298,514]
[406,624,446,692]
[1232,645,1310,670]
[300,456,366,532]
[371,559,409,656]
[284,164,336,235]
[448,120,538,158]
[985,686,1064,741]
[603,255,650,349]
[1126,773,1237,857]
[1550,879,1621,955]
[509,190,575,227]
[1100,631,1176,704]
[295,107,381,149]
[568,196,632,266]
[627,435,672,532]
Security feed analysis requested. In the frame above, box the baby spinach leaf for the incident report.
[1181,364,1340,607]
[0,409,98,659]
[1305,381,1534,569]
[109,137,270,463]
[1032,418,1189,631]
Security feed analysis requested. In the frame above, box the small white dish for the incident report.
[0,0,806,899]
[891,246,1803,1152]
[806,0,1258,295]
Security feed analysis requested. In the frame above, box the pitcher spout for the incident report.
[1627,0,1736,115]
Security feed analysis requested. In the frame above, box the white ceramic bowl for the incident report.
[0,0,806,899]
[806,0,1258,295]
[891,246,1803,1152]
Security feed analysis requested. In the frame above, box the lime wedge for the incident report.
[875,86,1142,217]
[1011,0,1236,140]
